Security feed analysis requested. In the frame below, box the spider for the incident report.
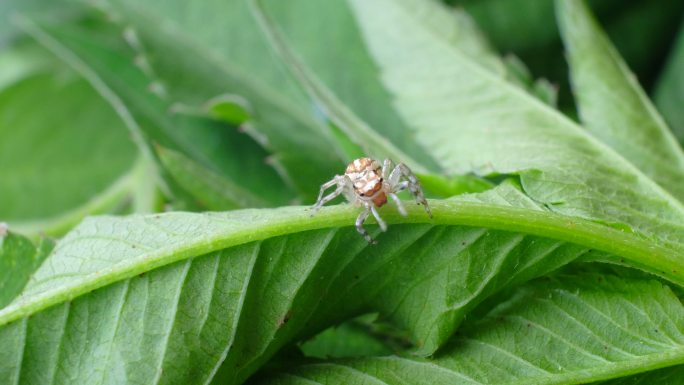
[311,157,432,243]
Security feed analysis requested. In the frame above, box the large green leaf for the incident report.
[1,180,683,384]
[17,15,298,208]
[253,272,684,385]
[343,0,684,251]
[0,52,139,236]
[255,0,553,168]
[2,1,683,384]
[556,0,684,202]
[89,0,349,201]
[27,5,488,204]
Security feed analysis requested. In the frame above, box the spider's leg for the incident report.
[388,192,407,216]
[370,205,388,232]
[388,163,402,186]
[311,175,345,215]
[393,181,409,193]
[341,174,357,202]
[382,159,393,181]
[397,163,432,218]
[355,205,376,244]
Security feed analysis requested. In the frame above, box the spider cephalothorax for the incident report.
[311,157,432,243]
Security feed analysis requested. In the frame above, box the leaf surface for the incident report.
[1,181,683,384]
[0,229,53,309]
[556,0,684,201]
[255,0,554,169]
[0,55,138,236]
[345,0,684,251]
[252,272,684,385]
[94,0,348,201]
[18,16,297,208]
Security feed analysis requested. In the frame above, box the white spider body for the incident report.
[311,157,432,243]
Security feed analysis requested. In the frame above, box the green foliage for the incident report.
[0,45,139,236]
[1,0,683,384]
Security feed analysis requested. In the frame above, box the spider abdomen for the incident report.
[372,192,387,207]
[345,157,386,205]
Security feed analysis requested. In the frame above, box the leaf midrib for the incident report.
[0,200,681,328]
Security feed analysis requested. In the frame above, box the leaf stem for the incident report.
[0,200,681,327]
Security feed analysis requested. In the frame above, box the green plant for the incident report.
[1,0,684,384]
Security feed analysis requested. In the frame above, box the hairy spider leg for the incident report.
[382,158,393,180]
[382,159,407,216]
[312,175,347,215]
[355,205,376,244]
[388,192,407,216]
[370,205,388,232]
[389,163,432,218]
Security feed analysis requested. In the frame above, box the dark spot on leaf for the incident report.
[277,310,293,328]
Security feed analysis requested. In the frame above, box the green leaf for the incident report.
[254,272,684,385]
[246,0,430,174]
[255,0,555,167]
[0,227,53,309]
[298,315,396,359]
[18,15,297,208]
[156,144,272,210]
[94,0,349,201]
[417,173,493,198]
[556,0,684,202]
[1,181,683,383]
[206,95,252,125]
[2,1,684,383]
[0,56,138,236]
[450,0,684,103]
[655,20,684,144]
[599,366,684,384]
[0,42,53,90]
[344,0,684,252]
[0,0,82,47]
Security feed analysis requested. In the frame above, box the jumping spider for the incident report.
[311,157,432,243]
